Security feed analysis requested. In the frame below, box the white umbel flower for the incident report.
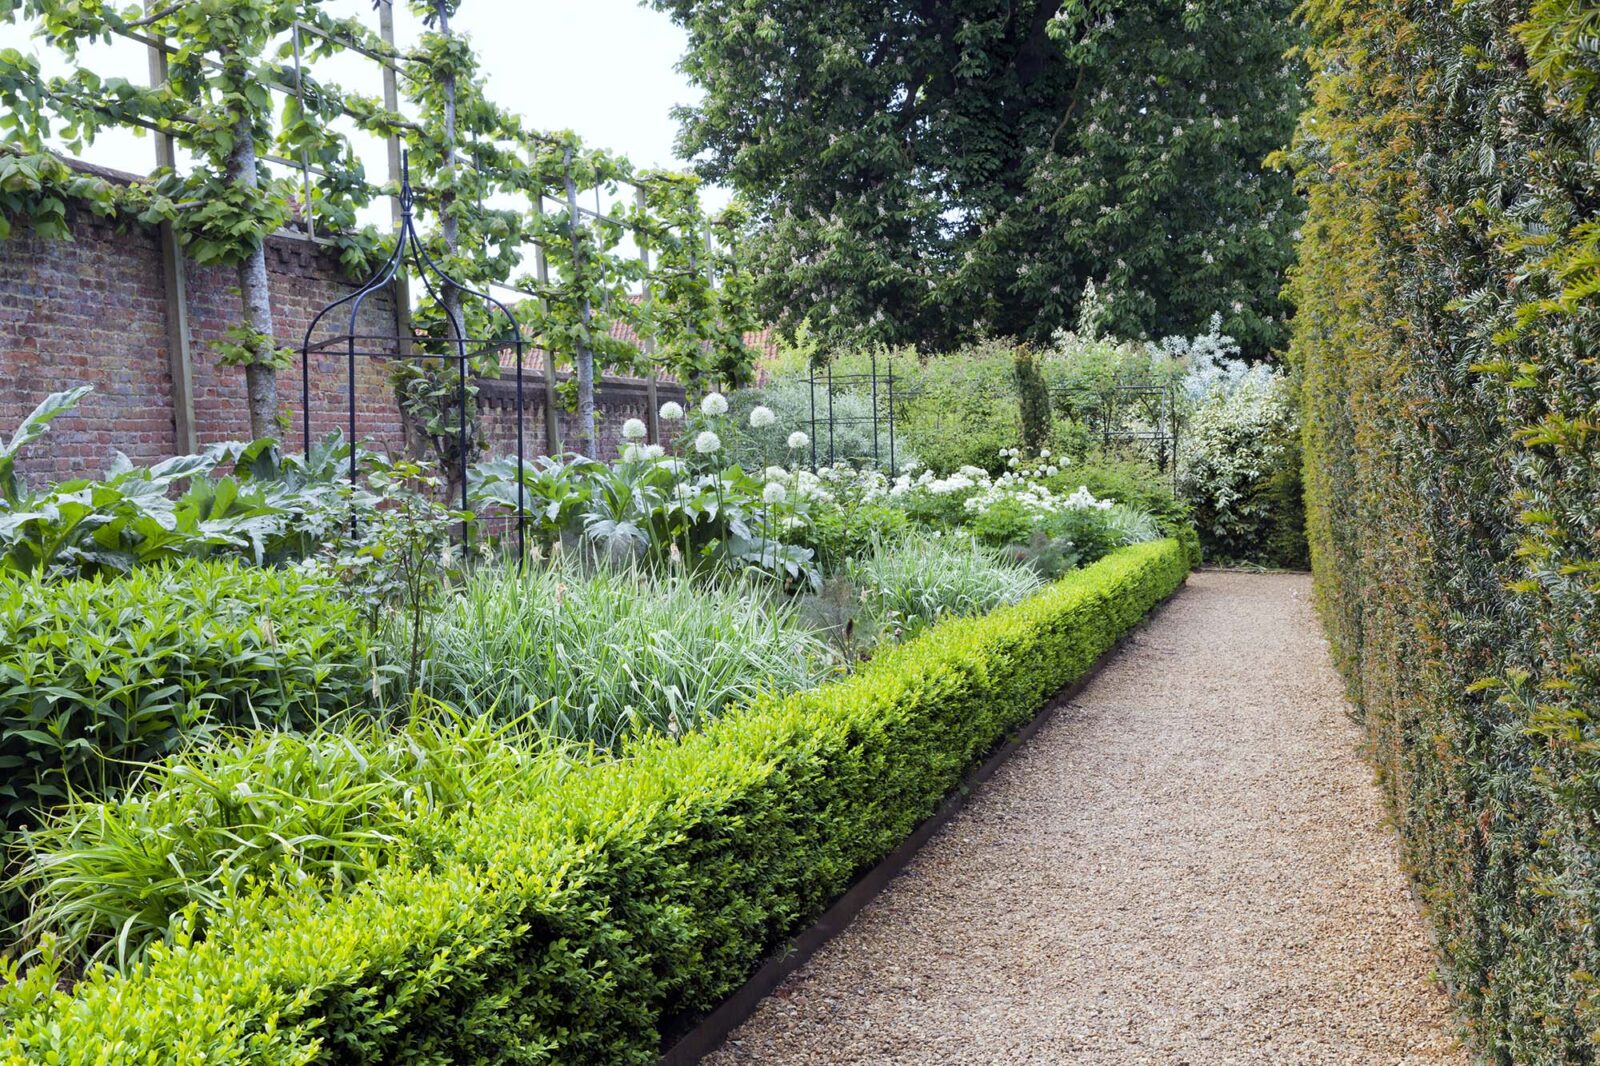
[694,430,722,454]
[762,481,788,505]
[749,405,776,428]
[621,417,647,440]
[700,392,729,416]
[787,430,809,450]
[643,444,665,460]
[659,401,684,421]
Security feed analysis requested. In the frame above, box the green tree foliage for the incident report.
[1290,0,1600,1056]
[654,0,1303,358]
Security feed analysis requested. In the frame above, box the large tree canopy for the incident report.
[654,0,1303,358]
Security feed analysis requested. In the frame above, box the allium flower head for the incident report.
[621,417,647,440]
[762,481,787,505]
[694,430,722,454]
[659,401,684,421]
[749,405,776,428]
[643,444,665,460]
[700,392,729,417]
[787,430,809,450]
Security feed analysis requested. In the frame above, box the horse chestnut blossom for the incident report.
[762,481,787,505]
[700,392,729,416]
[659,401,684,421]
[621,417,647,440]
[694,430,722,454]
[749,405,776,428]
[787,430,809,450]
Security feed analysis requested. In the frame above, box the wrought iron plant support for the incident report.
[299,151,527,563]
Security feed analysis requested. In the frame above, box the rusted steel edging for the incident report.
[657,577,1189,1066]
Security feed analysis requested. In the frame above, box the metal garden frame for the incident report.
[805,353,897,473]
[299,152,526,562]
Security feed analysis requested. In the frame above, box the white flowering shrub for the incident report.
[1176,357,1301,563]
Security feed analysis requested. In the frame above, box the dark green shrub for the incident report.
[1255,434,1308,570]
[0,559,372,830]
[1291,0,1600,1056]
[0,542,1189,1064]
[1014,348,1052,456]
[1046,508,1121,568]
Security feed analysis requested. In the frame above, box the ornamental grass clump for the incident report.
[844,528,1043,633]
[405,562,831,746]
[8,706,558,969]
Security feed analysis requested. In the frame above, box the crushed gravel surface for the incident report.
[705,571,1465,1065]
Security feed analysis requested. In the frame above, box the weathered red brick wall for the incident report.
[1,207,173,484]
[1,204,684,489]
[0,202,402,487]
[479,372,684,461]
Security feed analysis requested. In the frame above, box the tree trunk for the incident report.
[227,112,278,440]
[436,0,468,508]
[564,163,598,457]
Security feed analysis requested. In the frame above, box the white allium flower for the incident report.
[787,430,809,450]
[700,392,729,416]
[1040,448,1051,459]
[621,444,644,462]
[748,405,776,428]
[643,444,665,460]
[762,481,787,505]
[694,430,722,454]
[621,417,647,440]
[1008,456,1020,468]
[659,401,684,421]
[1045,465,1059,477]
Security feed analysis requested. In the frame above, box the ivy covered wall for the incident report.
[1289,0,1600,1058]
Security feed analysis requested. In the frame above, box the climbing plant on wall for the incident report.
[0,0,767,459]
[0,0,382,439]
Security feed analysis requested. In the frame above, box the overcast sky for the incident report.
[0,0,728,222]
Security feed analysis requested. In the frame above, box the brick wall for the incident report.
[1,202,683,489]
[479,372,684,461]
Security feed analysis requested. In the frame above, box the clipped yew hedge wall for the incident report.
[0,540,1188,1064]
[1289,0,1600,1058]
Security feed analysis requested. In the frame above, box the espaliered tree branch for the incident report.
[0,0,382,439]
[0,0,763,456]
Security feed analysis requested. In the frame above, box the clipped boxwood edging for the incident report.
[659,556,1186,1064]
[0,540,1190,1065]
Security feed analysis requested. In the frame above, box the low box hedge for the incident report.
[0,539,1189,1065]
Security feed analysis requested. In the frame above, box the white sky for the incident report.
[0,0,729,250]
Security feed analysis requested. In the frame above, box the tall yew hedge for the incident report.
[1289,0,1600,1058]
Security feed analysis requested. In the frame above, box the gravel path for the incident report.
[705,571,1464,1065]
